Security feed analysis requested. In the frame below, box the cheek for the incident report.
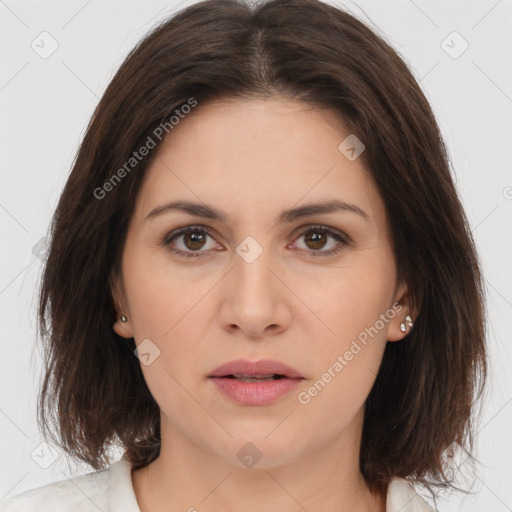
[122,247,208,339]
[303,265,393,344]
[123,253,215,380]
[297,278,390,419]
[296,262,393,396]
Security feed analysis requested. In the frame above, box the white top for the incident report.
[0,453,435,511]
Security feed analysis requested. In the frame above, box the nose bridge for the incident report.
[222,236,286,336]
[232,238,276,304]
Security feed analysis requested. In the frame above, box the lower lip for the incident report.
[209,377,303,405]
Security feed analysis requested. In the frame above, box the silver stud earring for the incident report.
[120,315,128,322]
[400,314,414,332]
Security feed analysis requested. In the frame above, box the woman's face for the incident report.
[113,97,410,469]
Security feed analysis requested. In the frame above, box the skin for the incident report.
[112,97,415,512]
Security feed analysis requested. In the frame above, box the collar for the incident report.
[386,477,435,511]
[109,452,141,511]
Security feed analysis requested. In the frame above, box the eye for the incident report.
[291,225,349,257]
[162,225,219,258]
[161,224,350,258]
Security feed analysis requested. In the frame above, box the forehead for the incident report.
[134,97,385,229]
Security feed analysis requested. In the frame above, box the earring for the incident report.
[120,315,128,322]
[400,314,414,332]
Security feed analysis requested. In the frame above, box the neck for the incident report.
[131,413,386,512]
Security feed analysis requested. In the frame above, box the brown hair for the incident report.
[37,0,488,502]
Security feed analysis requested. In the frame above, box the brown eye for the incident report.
[163,226,218,258]
[163,224,349,259]
[293,225,349,257]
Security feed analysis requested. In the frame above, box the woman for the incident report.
[0,0,488,510]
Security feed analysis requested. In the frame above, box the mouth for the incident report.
[207,359,305,405]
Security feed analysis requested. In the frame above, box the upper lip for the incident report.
[208,359,304,379]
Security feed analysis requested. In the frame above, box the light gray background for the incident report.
[0,0,511,510]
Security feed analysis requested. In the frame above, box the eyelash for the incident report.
[161,224,350,259]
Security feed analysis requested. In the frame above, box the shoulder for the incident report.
[0,466,110,512]
[0,453,139,512]
[386,477,436,512]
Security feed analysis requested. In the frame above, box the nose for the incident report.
[218,246,292,339]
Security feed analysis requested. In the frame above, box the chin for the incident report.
[222,430,307,470]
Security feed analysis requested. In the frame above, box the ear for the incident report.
[387,280,417,342]
[109,271,134,339]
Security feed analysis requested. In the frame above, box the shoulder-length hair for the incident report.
[38,0,488,500]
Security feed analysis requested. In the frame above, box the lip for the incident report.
[208,359,305,406]
[209,377,303,406]
[208,359,304,379]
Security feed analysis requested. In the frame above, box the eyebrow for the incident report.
[145,199,370,224]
